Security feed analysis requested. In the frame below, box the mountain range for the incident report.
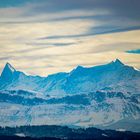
[0,59,140,132]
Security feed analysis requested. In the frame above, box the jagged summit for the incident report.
[110,59,124,66]
[114,59,124,64]
[0,62,16,82]
[2,63,15,75]
[4,62,15,72]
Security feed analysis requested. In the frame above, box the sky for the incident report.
[0,0,140,76]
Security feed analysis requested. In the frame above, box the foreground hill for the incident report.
[0,125,140,140]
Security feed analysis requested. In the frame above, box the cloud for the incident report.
[0,0,140,75]
[0,27,140,76]
[16,0,139,20]
[126,49,140,54]
[0,0,139,42]
[26,42,76,47]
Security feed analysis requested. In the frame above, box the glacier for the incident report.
[0,59,140,132]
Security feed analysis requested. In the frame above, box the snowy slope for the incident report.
[0,90,139,131]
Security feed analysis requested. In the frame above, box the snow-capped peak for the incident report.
[114,59,124,65]
[0,63,16,82]
[110,59,124,67]
[4,62,15,73]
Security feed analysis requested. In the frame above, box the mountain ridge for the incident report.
[0,59,137,78]
[0,59,140,96]
[0,59,140,131]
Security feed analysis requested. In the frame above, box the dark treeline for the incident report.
[0,135,60,140]
[0,125,140,140]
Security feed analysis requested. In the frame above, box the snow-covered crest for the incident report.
[0,59,140,95]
